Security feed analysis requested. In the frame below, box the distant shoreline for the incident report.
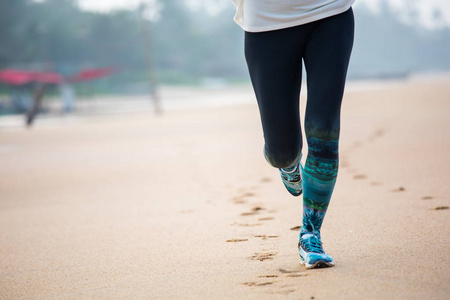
[1,71,449,129]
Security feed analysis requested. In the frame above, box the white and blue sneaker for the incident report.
[298,229,334,269]
[279,163,303,197]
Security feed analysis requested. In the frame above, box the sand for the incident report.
[0,77,449,299]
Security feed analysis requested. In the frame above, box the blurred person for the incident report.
[26,83,46,126]
[232,0,355,269]
[61,83,75,113]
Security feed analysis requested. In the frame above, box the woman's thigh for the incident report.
[303,7,355,140]
[244,27,308,166]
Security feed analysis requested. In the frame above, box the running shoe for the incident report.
[279,163,302,196]
[298,229,334,269]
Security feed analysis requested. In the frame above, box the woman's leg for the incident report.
[244,27,306,169]
[299,8,354,267]
[299,9,354,268]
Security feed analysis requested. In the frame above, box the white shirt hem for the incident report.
[235,3,354,33]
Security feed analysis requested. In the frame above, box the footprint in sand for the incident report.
[368,128,385,141]
[226,239,248,243]
[290,226,301,231]
[250,251,278,261]
[243,281,274,287]
[253,235,279,240]
[233,197,247,204]
[432,206,449,210]
[286,274,308,277]
[278,268,307,277]
[260,177,273,183]
[259,275,279,278]
[235,223,263,227]
[353,174,367,180]
[278,268,296,274]
[371,181,382,186]
[241,206,266,216]
[241,212,257,216]
[391,186,406,192]
[252,206,264,212]
[232,192,257,205]
[421,196,434,200]
[340,160,350,168]
[258,217,274,221]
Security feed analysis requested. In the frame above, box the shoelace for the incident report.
[301,219,324,253]
[302,234,324,254]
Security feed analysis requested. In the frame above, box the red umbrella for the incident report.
[69,67,118,83]
[0,67,118,86]
[0,69,63,85]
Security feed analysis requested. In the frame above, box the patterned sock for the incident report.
[301,138,339,237]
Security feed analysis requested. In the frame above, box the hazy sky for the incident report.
[76,0,450,29]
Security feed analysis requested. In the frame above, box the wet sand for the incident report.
[0,78,449,299]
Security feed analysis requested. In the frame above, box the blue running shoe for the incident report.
[279,163,302,196]
[298,229,334,269]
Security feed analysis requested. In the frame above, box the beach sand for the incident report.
[0,77,449,299]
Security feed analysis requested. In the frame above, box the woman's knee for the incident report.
[264,145,302,169]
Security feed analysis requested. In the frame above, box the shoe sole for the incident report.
[289,189,302,197]
[300,257,335,269]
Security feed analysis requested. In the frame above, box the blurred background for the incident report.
[0,0,449,123]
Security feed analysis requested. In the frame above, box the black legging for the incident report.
[245,7,354,169]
